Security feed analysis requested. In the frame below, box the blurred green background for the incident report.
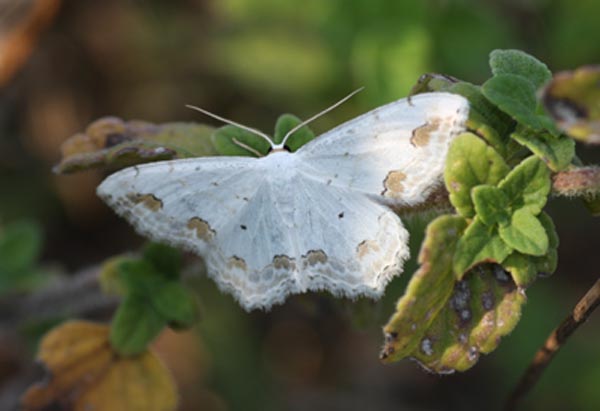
[1,0,599,410]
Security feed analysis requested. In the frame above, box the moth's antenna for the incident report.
[232,138,264,157]
[275,87,365,150]
[185,104,274,147]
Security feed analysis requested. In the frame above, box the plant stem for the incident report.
[552,166,600,197]
[505,278,600,411]
[0,266,118,326]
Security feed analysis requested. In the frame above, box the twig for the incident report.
[552,166,600,198]
[505,278,600,410]
[0,265,119,327]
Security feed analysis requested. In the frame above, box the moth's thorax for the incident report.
[260,150,299,180]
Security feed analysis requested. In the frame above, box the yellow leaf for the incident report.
[21,320,178,411]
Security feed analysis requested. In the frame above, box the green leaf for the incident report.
[0,220,42,274]
[511,130,575,172]
[482,74,546,130]
[118,260,167,295]
[408,264,526,373]
[499,208,549,256]
[502,252,537,287]
[381,215,467,362]
[532,212,559,275]
[542,65,600,144]
[502,211,558,287]
[503,213,558,287]
[142,243,182,280]
[212,125,271,157]
[453,217,513,277]
[465,118,508,158]
[272,114,315,151]
[448,82,515,151]
[471,185,510,226]
[498,156,551,214]
[151,282,199,329]
[102,249,180,297]
[114,251,199,330]
[110,294,166,356]
[489,49,552,89]
[55,117,217,174]
[444,133,510,218]
[99,255,134,296]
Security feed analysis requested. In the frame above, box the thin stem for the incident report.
[552,166,600,198]
[0,266,119,326]
[505,278,600,411]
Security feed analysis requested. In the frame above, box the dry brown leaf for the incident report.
[0,0,61,86]
[54,116,216,174]
[21,320,178,411]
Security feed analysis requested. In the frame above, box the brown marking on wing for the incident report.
[304,250,328,266]
[382,171,407,197]
[187,217,215,241]
[126,193,163,211]
[273,255,295,270]
[410,117,442,147]
[356,240,381,259]
[227,256,248,271]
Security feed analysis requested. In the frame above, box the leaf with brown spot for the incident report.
[381,215,467,363]
[542,65,600,144]
[55,117,216,174]
[408,264,526,374]
[21,320,178,411]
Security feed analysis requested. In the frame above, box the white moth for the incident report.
[97,92,469,310]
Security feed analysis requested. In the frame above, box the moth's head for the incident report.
[267,146,292,155]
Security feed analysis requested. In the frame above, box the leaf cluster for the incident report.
[382,50,570,372]
[101,243,199,356]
